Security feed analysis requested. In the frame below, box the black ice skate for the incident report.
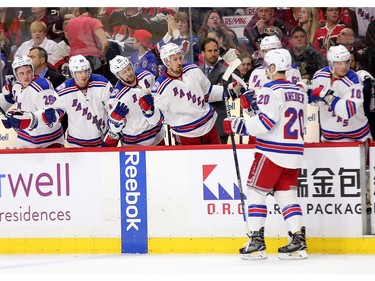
[239,227,267,260]
[278,226,308,260]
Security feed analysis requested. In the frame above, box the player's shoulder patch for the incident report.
[110,88,119,99]
[152,81,160,93]
[55,82,67,92]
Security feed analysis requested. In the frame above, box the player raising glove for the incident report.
[5,110,37,131]
[309,86,337,106]
[223,116,248,135]
[139,93,154,117]
[108,101,129,131]
[103,101,129,146]
[42,107,65,126]
[240,90,258,115]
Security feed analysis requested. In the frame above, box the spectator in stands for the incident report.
[14,21,64,70]
[243,7,287,53]
[234,51,253,83]
[336,27,356,52]
[129,29,158,77]
[65,7,109,76]
[0,8,21,62]
[107,7,170,45]
[313,8,347,59]
[197,9,236,47]
[206,26,239,65]
[22,8,64,43]
[284,7,302,36]
[289,26,325,82]
[28,46,65,89]
[156,11,200,64]
[298,7,319,45]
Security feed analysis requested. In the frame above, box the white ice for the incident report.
[1,253,375,280]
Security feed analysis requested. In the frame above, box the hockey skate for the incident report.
[239,227,267,260]
[278,227,308,260]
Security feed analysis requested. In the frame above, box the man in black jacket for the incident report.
[199,37,230,144]
[28,46,66,89]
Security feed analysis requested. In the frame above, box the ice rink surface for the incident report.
[1,253,375,280]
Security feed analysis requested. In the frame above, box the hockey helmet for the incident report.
[69,55,92,78]
[327,45,351,74]
[160,43,182,67]
[12,55,34,77]
[109,55,133,79]
[260,35,282,51]
[264,48,291,72]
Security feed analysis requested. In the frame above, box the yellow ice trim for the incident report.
[1,237,375,254]
[0,238,121,254]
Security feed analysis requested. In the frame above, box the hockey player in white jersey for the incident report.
[0,55,65,148]
[243,35,302,143]
[223,49,308,260]
[138,43,241,145]
[248,35,301,93]
[42,55,113,147]
[103,55,165,146]
[311,45,372,142]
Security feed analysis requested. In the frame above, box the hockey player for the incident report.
[310,45,372,142]
[104,55,165,146]
[138,42,241,145]
[42,55,113,147]
[243,35,302,143]
[223,49,308,260]
[248,35,301,92]
[0,55,65,148]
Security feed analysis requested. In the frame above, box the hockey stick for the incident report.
[222,65,248,226]
[231,73,248,144]
[224,96,248,225]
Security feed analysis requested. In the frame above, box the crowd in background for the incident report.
[1,7,375,144]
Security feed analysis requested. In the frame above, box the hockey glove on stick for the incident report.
[310,86,336,106]
[224,81,242,101]
[7,110,37,130]
[223,117,248,135]
[139,94,155,117]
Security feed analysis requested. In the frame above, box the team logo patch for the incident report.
[56,83,66,91]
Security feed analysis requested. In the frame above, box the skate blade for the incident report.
[240,251,267,260]
[278,250,308,260]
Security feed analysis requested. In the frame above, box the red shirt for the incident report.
[65,14,103,57]
[313,22,346,57]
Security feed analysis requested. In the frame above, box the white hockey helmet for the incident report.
[260,35,282,51]
[264,48,291,72]
[12,55,34,78]
[160,43,182,67]
[69,54,92,78]
[327,45,351,73]
[109,55,133,79]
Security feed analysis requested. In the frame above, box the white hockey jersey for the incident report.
[109,69,165,146]
[146,63,224,137]
[312,66,372,142]
[244,79,308,169]
[53,74,113,147]
[248,64,302,92]
[0,77,64,148]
